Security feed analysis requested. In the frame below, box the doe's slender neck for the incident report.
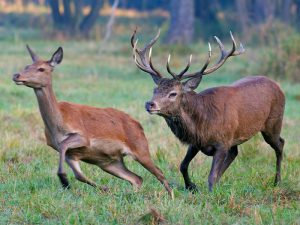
[34,83,64,136]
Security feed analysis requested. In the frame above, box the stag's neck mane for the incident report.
[34,84,65,138]
[164,91,216,146]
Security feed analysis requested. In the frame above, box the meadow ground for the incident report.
[0,24,300,224]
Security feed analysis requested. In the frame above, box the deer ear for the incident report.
[49,47,63,67]
[26,44,40,62]
[183,75,203,92]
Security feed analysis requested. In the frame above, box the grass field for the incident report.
[0,22,300,224]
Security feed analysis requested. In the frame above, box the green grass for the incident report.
[0,24,300,225]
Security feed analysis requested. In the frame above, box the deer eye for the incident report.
[38,68,45,72]
[168,92,177,98]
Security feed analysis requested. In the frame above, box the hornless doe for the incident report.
[12,46,172,196]
[131,29,285,192]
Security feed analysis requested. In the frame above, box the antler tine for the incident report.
[229,31,236,55]
[166,54,177,79]
[133,41,150,72]
[131,28,161,66]
[202,31,244,75]
[134,49,161,80]
[214,36,226,60]
[134,54,150,73]
[179,31,245,80]
[132,38,138,57]
[130,27,138,49]
[238,43,246,55]
[139,30,161,69]
[133,29,161,68]
[131,39,141,66]
[140,29,161,54]
[149,47,162,77]
[130,28,163,84]
[180,42,212,80]
[178,54,193,79]
[131,30,148,68]
[230,31,245,56]
[167,54,193,80]
[199,42,212,74]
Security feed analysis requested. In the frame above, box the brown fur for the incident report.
[13,46,172,196]
[164,76,285,149]
[146,76,285,191]
[132,30,284,192]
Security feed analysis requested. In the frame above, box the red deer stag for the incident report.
[12,46,172,196]
[131,29,285,192]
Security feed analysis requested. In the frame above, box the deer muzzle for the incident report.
[145,101,160,114]
[12,73,24,85]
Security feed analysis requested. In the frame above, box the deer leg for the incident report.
[261,132,285,185]
[180,145,199,192]
[57,133,88,189]
[134,152,172,197]
[65,157,96,187]
[57,147,69,188]
[208,147,227,192]
[218,146,238,177]
[101,159,143,190]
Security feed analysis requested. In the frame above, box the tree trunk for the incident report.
[49,0,62,28]
[282,0,292,23]
[62,0,72,27]
[80,0,103,36]
[49,0,103,37]
[236,0,248,34]
[73,0,83,29]
[103,0,119,42]
[165,0,195,44]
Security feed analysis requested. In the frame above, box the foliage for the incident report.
[250,22,300,82]
[2,0,300,44]
[49,0,103,37]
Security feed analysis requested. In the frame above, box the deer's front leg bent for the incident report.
[57,133,88,189]
[208,146,227,192]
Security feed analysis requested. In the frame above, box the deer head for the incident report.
[13,45,63,89]
[131,29,245,117]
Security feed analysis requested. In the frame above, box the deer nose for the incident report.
[13,73,20,80]
[145,101,157,111]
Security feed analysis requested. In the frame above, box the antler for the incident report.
[131,30,245,85]
[131,28,163,84]
[166,54,193,80]
[180,31,245,80]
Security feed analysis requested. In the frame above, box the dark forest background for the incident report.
[2,0,300,41]
[2,0,299,81]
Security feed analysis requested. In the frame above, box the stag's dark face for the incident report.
[145,78,185,117]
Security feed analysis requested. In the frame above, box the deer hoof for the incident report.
[58,173,70,189]
[186,183,199,193]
